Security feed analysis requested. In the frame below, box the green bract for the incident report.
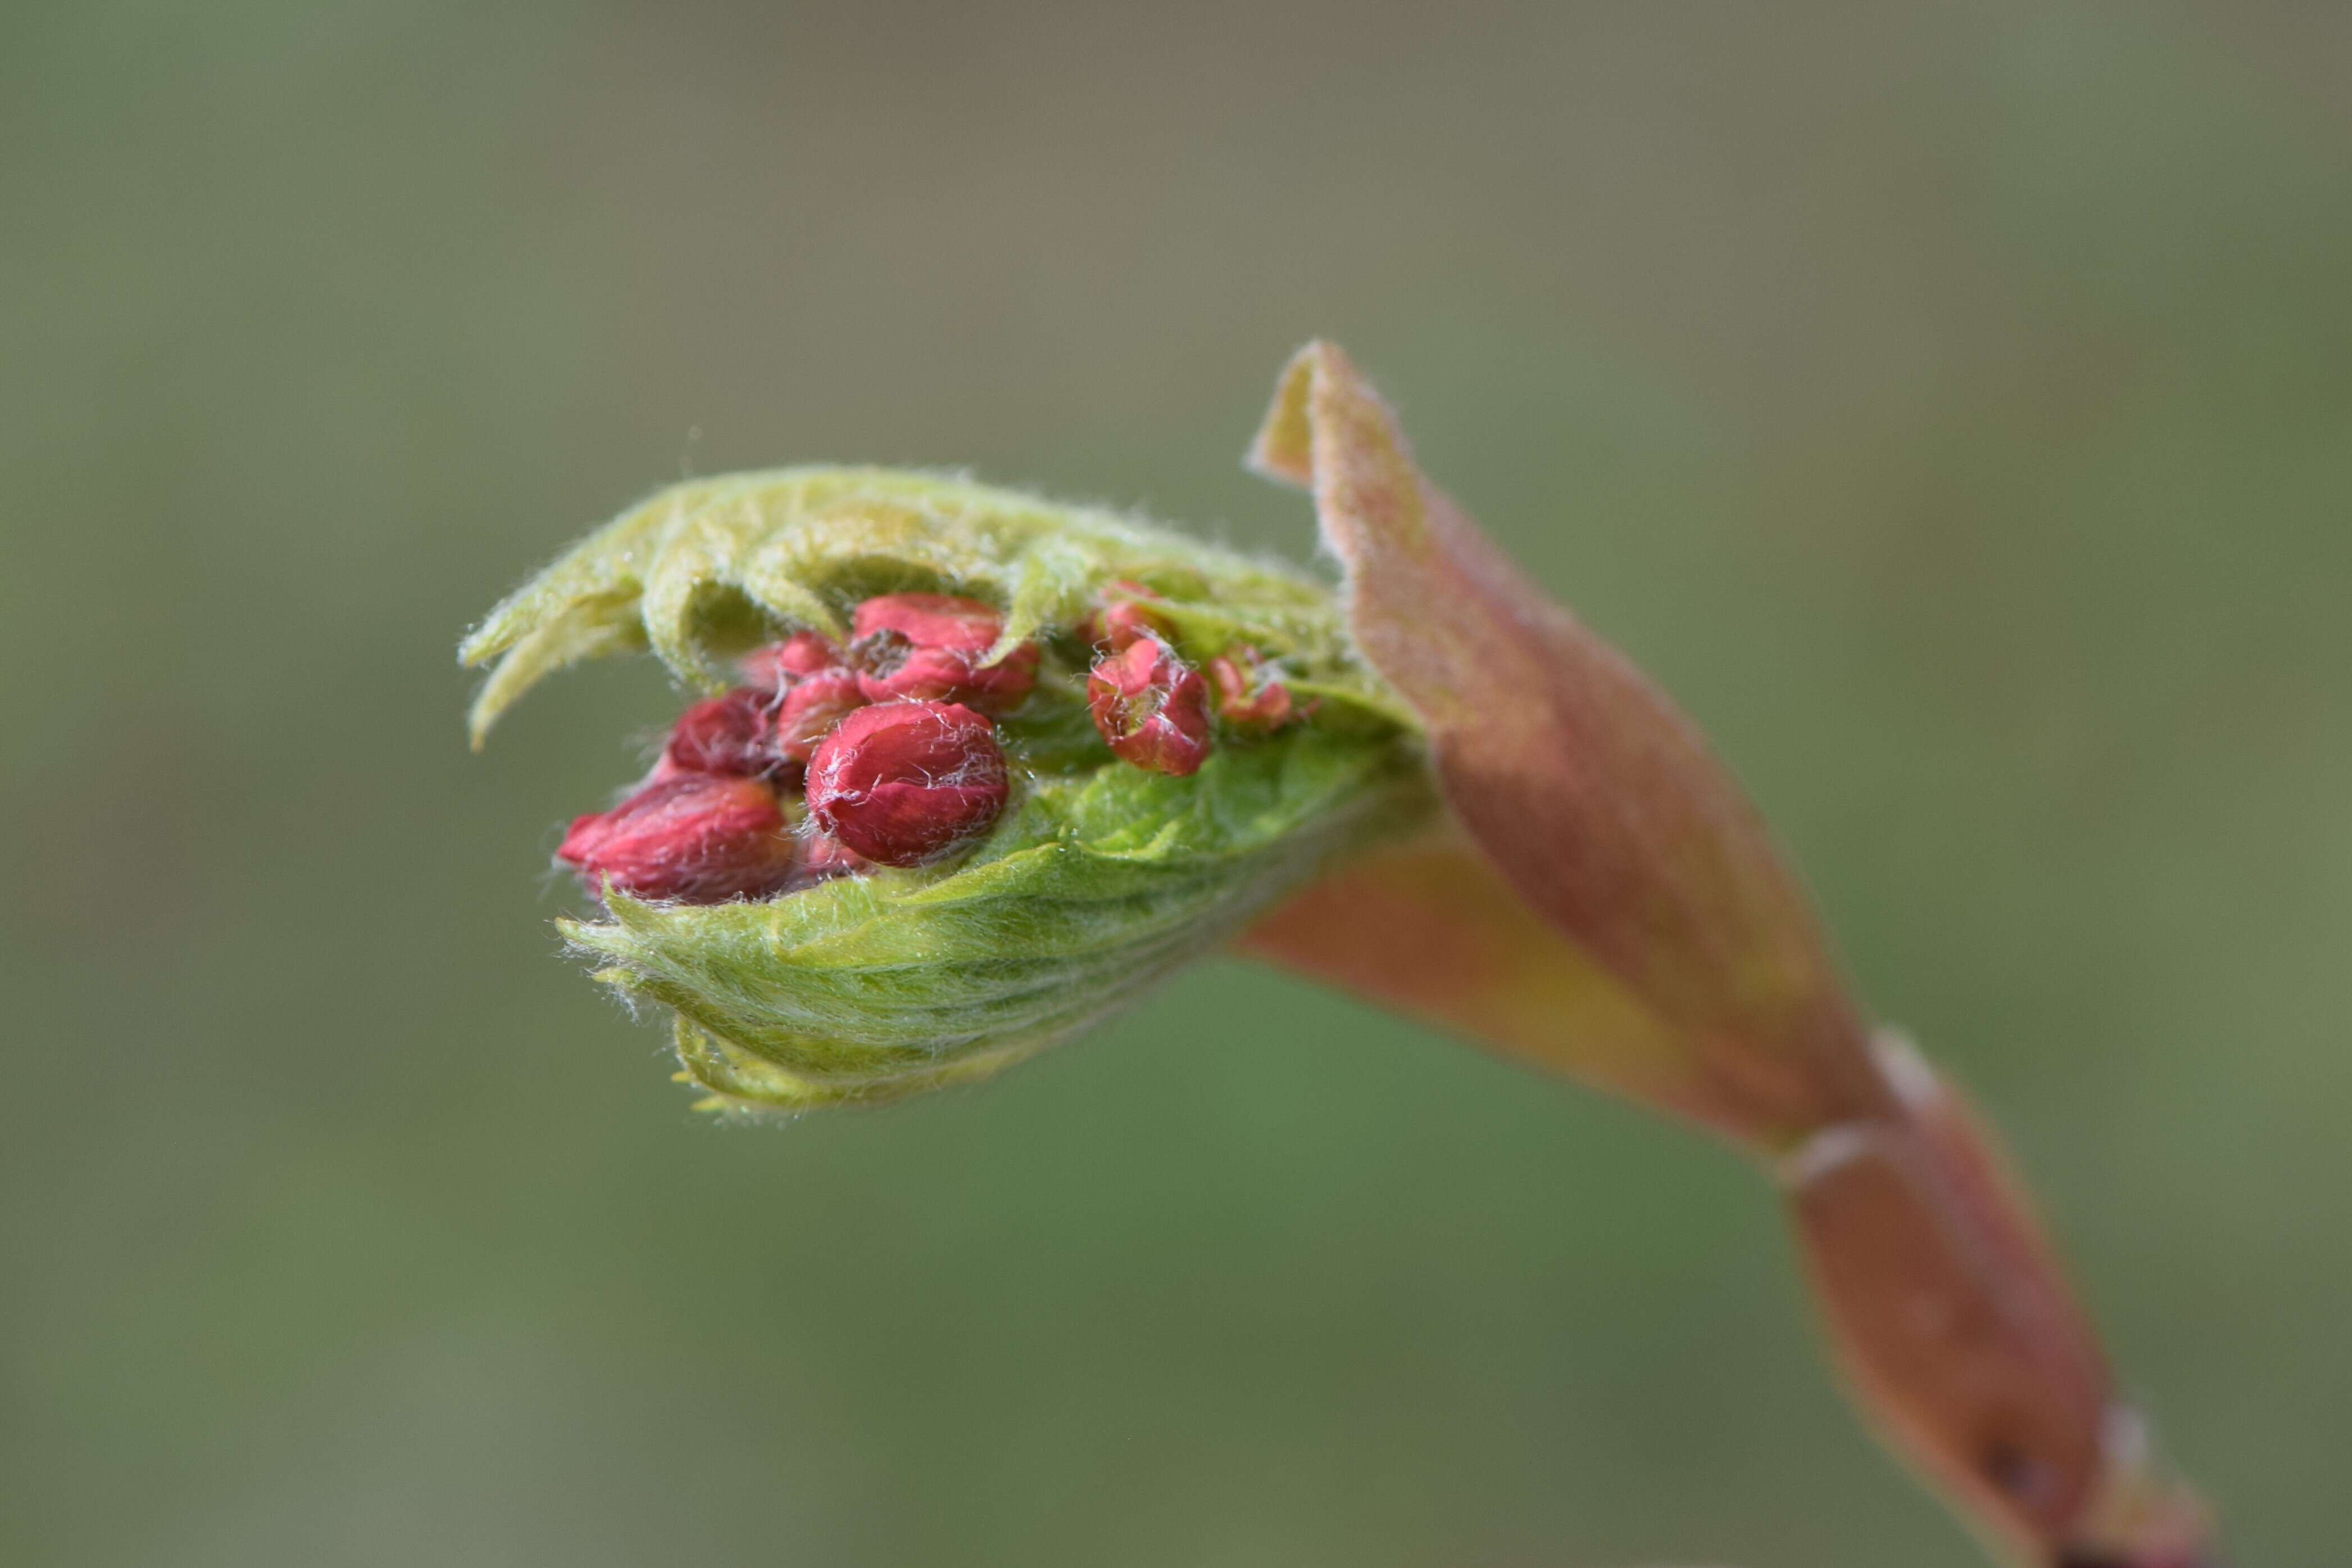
[461,468,1436,1111]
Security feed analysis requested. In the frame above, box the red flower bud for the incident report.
[801,829,870,880]
[805,701,1009,866]
[852,592,1001,651]
[1206,646,1298,729]
[773,667,868,761]
[847,592,1038,713]
[1083,583,1174,652]
[557,774,800,903]
[1087,636,1212,776]
[738,630,844,690]
[661,687,793,780]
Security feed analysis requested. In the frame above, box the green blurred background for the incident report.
[4,3,2345,1564]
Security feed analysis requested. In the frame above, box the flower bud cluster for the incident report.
[560,594,1036,901]
[468,461,1431,1111]
[559,581,1316,905]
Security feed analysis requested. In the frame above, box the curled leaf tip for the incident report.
[1242,340,1328,490]
[1241,340,1879,1144]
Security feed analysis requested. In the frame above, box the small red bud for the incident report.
[1206,646,1298,729]
[801,829,871,880]
[662,687,792,780]
[738,630,844,690]
[847,593,1038,713]
[1083,584,1174,651]
[774,667,868,761]
[1087,636,1213,776]
[852,593,1002,651]
[557,774,800,903]
[805,701,1010,866]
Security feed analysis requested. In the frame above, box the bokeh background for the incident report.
[5,3,2346,1564]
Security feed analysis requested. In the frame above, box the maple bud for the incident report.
[805,701,1010,866]
[660,687,792,780]
[1088,635,1212,776]
[773,667,866,761]
[738,630,844,690]
[556,774,800,904]
[469,348,2218,1568]
[466,462,1419,1108]
[847,592,1039,712]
